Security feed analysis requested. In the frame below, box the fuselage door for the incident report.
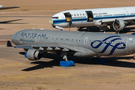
[64,12,72,26]
[85,11,93,22]
[35,33,41,43]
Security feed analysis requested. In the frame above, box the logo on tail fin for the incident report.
[91,36,126,55]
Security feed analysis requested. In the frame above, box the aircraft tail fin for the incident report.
[7,40,12,47]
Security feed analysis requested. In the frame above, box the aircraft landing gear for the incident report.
[99,26,109,32]
[116,31,120,34]
[60,51,75,67]
[77,27,84,31]
[133,55,135,60]
[93,55,107,64]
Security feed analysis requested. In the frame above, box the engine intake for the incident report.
[113,19,125,32]
[27,49,41,61]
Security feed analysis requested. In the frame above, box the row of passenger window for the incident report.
[52,13,135,19]
[72,13,135,17]
[45,37,81,42]
[52,13,86,19]
[70,13,135,17]
[44,37,124,43]
[95,13,135,17]
[71,13,86,17]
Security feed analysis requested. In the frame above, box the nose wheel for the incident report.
[93,55,107,64]
[60,51,75,67]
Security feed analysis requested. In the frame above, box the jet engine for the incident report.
[26,49,41,61]
[113,19,125,32]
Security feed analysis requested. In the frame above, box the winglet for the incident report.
[7,40,12,47]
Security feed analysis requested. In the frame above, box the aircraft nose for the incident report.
[49,19,56,28]
[49,19,53,25]
[11,33,17,44]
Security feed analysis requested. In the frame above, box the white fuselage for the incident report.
[50,6,135,31]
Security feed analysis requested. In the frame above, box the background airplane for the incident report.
[50,6,135,33]
[0,5,20,10]
[7,29,135,67]
[0,5,20,23]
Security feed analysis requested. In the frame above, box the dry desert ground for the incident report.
[1,0,135,90]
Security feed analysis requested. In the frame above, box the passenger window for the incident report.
[45,37,48,39]
[52,17,59,19]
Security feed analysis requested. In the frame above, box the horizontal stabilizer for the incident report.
[7,40,12,47]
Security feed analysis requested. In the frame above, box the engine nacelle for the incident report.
[113,19,125,32]
[27,49,41,61]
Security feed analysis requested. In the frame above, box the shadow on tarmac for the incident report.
[0,28,4,30]
[20,26,135,71]
[20,52,135,71]
[0,19,26,24]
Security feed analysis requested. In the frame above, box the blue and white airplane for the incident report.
[50,6,135,32]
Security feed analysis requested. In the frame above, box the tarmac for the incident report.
[1,0,135,89]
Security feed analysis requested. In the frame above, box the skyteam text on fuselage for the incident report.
[50,6,135,32]
[8,29,135,65]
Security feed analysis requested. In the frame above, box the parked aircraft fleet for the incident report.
[5,6,135,67]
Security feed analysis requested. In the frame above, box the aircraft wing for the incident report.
[6,40,94,54]
[94,19,115,25]
[0,6,20,10]
[101,19,115,24]
[101,17,135,24]
[12,44,88,53]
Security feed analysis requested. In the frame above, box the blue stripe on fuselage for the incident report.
[94,14,135,20]
[52,14,135,25]
[53,18,87,24]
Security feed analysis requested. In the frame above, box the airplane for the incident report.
[0,5,20,10]
[50,6,135,33]
[0,5,20,23]
[7,29,135,67]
